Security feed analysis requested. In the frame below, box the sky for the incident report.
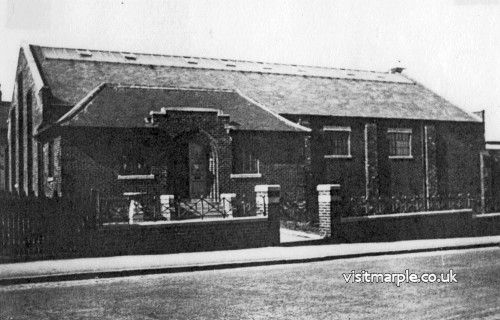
[1,0,499,139]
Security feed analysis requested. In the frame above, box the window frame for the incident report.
[387,128,413,159]
[47,141,54,179]
[231,149,261,178]
[230,138,262,179]
[323,126,352,159]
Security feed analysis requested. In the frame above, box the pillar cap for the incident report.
[316,184,340,191]
[160,194,175,200]
[255,185,281,192]
[220,193,237,198]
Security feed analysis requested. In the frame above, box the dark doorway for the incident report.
[188,142,209,198]
[171,140,189,199]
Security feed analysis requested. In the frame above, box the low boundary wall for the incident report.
[90,217,280,257]
[0,185,282,262]
[337,209,474,243]
[317,185,500,243]
[473,213,500,237]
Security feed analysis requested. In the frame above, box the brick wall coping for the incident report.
[101,216,268,229]
[316,184,340,192]
[21,43,45,90]
[341,209,472,223]
[255,185,280,192]
[473,212,500,218]
[117,174,155,180]
[154,107,220,114]
[230,173,262,179]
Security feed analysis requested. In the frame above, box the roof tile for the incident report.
[58,84,309,132]
[31,45,480,123]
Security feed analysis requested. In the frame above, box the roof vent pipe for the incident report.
[390,67,405,74]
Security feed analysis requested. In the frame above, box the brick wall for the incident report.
[84,218,279,257]
[7,47,51,197]
[230,132,308,204]
[153,109,233,196]
[284,115,484,201]
[48,110,234,199]
[435,121,484,196]
[339,210,474,242]
[61,137,118,198]
[0,192,280,261]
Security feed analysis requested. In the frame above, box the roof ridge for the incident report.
[32,44,393,75]
[108,83,235,92]
[234,90,311,132]
[56,82,108,125]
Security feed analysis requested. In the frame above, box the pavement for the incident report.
[279,227,323,243]
[0,231,499,286]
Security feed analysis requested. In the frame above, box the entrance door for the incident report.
[188,142,208,198]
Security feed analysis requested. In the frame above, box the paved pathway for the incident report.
[0,235,498,284]
[279,227,323,242]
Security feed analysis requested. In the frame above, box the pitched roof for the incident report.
[56,84,309,132]
[0,101,10,130]
[30,45,480,123]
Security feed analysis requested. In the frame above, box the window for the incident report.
[387,128,412,158]
[48,141,54,177]
[17,76,23,107]
[231,136,261,178]
[233,148,260,175]
[9,111,15,190]
[119,152,150,175]
[323,126,351,158]
[17,76,24,191]
[26,91,33,192]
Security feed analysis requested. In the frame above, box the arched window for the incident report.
[9,111,15,191]
[26,90,33,193]
[17,75,24,193]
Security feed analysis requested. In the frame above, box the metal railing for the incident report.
[232,196,260,217]
[173,197,232,220]
[344,194,485,217]
[94,193,163,223]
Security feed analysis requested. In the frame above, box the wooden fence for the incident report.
[0,192,97,262]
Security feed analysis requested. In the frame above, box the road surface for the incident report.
[0,247,499,319]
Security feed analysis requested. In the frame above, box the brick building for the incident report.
[482,142,500,212]
[5,44,485,211]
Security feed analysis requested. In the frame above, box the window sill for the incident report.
[117,174,155,180]
[324,155,352,159]
[123,192,147,196]
[47,177,54,182]
[230,173,262,179]
[389,156,414,160]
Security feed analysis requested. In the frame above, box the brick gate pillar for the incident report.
[160,194,175,220]
[220,193,236,218]
[255,185,281,220]
[317,184,341,238]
